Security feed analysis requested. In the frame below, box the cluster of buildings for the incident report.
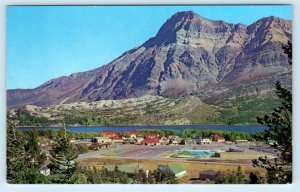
[89,131,230,150]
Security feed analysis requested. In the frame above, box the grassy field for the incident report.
[77,156,265,183]
[191,96,283,125]
[177,150,193,156]
[219,152,268,159]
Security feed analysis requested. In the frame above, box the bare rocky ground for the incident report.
[10,95,217,125]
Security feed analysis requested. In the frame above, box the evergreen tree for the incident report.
[70,172,88,184]
[253,41,292,184]
[235,166,247,184]
[50,124,79,183]
[7,121,47,183]
[249,172,265,184]
[283,41,292,65]
[152,169,177,184]
[12,167,47,184]
[134,169,149,184]
[215,167,248,184]
[7,120,26,182]
[24,128,46,168]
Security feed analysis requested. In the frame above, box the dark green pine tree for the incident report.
[134,169,149,184]
[24,128,46,168]
[215,167,248,184]
[253,41,292,184]
[50,124,79,183]
[235,166,247,184]
[7,121,46,184]
[7,120,26,182]
[283,41,292,64]
[152,169,177,184]
[249,172,265,184]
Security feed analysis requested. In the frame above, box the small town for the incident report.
[34,129,277,184]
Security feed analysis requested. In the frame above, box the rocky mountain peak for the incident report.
[7,12,292,108]
[143,11,212,47]
[247,16,291,36]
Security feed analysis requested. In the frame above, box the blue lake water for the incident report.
[19,124,267,133]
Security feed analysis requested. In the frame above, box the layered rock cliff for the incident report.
[7,11,292,108]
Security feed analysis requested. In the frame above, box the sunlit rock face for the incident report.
[7,11,292,108]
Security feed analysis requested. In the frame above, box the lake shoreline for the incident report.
[18,124,267,133]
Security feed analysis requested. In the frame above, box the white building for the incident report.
[201,138,212,144]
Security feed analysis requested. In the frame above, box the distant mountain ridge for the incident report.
[7,11,292,108]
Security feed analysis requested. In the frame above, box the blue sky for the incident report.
[6,5,292,89]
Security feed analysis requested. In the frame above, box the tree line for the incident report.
[7,122,177,184]
[20,127,263,142]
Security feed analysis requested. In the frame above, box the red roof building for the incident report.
[211,134,225,142]
[100,131,122,140]
[124,131,142,138]
[144,133,159,140]
[141,133,160,145]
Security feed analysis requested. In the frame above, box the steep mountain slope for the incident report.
[7,11,292,108]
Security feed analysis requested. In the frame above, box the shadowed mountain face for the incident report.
[7,11,292,108]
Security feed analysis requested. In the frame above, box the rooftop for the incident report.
[169,164,186,174]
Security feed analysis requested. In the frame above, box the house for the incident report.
[184,138,195,145]
[40,166,50,177]
[170,139,179,145]
[145,133,159,140]
[159,137,170,145]
[124,131,142,138]
[141,133,160,145]
[123,137,143,144]
[267,139,278,146]
[169,164,187,178]
[136,137,145,145]
[100,131,121,139]
[199,170,218,181]
[201,138,212,145]
[211,134,225,142]
[167,135,184,145]
[111,137,123,143]
[39,162,51,176]
[89,137,112,150]
[158,164,187,178]
[100,131,122,142]
[93,137,112,144]
[168,135,179,139]
[141,139,161,146]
